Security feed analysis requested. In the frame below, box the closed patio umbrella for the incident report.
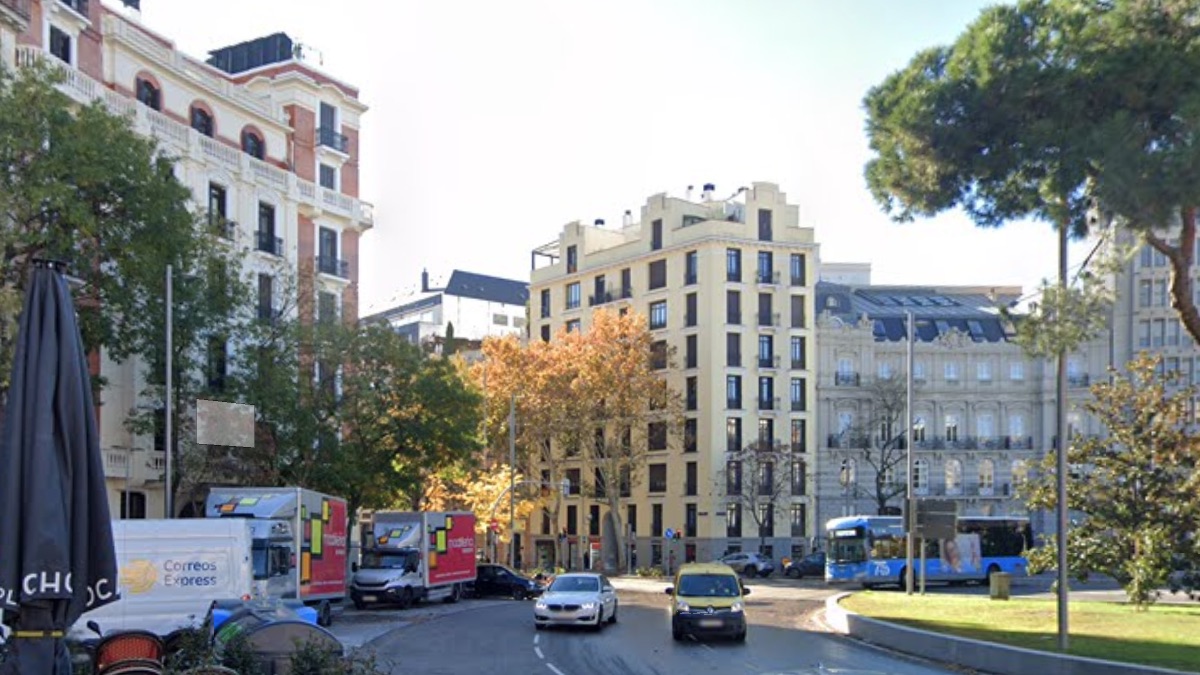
[0,261,120,673]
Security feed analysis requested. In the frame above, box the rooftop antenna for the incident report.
[293,42,325,66]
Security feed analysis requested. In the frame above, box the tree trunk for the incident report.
[1147,209,1200,344]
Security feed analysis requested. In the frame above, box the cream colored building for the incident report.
[2,1,372,519]
[814,266,1053,536]
[528,182,818,568]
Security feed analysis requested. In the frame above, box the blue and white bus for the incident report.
[824,515,1033,588]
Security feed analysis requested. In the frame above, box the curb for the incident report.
[823,593,1195,675]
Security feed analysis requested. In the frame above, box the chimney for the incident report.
[622,209,633,227]
[594,218,605,227]
[685,185,694,200]
[701,183,715,201]
[421,268,429,293]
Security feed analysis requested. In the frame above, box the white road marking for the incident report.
[546,664,567,675]
[533,634,540,645]
[701,642,714,652]
[535,646,544,659]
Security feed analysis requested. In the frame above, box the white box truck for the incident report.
[350,511,477,609]
[71,518,255,639]
[205,486,349,626]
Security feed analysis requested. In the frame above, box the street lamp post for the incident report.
[508,394,516,569]
[905,310,915,595]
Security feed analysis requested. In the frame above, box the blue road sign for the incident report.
[664,528,675,539]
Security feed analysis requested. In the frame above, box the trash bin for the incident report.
[989,572,1012,600]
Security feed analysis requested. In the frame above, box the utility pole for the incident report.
[164,264,173,519]
[905,309,915,596]
[1056,221,1070,650]
[509,394,516,569]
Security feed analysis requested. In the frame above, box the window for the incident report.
[726,460,742,494]
[685,335,697,368]
[319,164,337,190]
[685,377,698,411]
[790,503,806,537]
[652,504,663,537]
[566,282,581,310]
[627,505,637,535]
[492,313,509,326]
[877,361,893,379]
[317,227,339,275]
[839,459,856,492]
[945,414,959,442]
[758,335,774,366]
[651,219,663,250]
[685,503,698,537]
[758,418,774,447]
[685,251,698,284]
[757,462,775,496]
[119,491,147,519]
[685,293,697,327]
[648,464,667,493]
[790,295,806,328]
[651,340,668,370]
[726,417,742,452]
[592,275,606,305]
[566,245,577,273]
[727,290,741,324]
[758,208,773,241]
[758,376,774,410]
[566,319,581,333]
[207,335,227,391]
[977,413,994,440]
[566,505,578,535]
[49,26,72,64]
[726,503,741,538]
[977,361,992,382]
[256,202,278,255]
[242,130,266,159]
[207,182,228,234]
[1155,278,1168,306]
[914,459,929,494]
[648,259,667,290]
[791,459,806,496]
[257,274,274,322]
[979,459,995,495]
[190,106,214,137]
[648,422,667,451]
[790,253,806,286]
[1010,360,1025,381]
[945,459,963,495]
[837,411,853,435]
[135,77,160,110]
[317,291,338,325]
[790,419,805,452]
[790,336,806,369]
[726,375,742,409]
[913,361,926,381]
[790,377,805,411]
[592,469,606,499]
[649,300,667,329]
[757,251,774,283]
[1138,279,1153,307]
[318,102,345,151]
[620,267,631,297]
[1008,414,1025,439]
[758,504,775,537]
[758,293,774,326]
[944,361,959,381]
[685,461,698,496]
[1012,460,1029,487]
[540,289,551,318]
[727,333,741,367]
[726,248,742,282]
[684,418,698,454]
[1138,320,1151,348]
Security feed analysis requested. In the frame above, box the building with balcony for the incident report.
[528,182,818,569]
[3,1,373,518]
[362,269,529,350]
[814,265,1051,533]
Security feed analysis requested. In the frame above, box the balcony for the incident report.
[756,270,781,285]
[209,218,237,240]
[757,396,780,411]
[1,0,32,23]
[59,0,86,16]
[1068,374,1091,388]
[1004,435,1033,450]
[791,400,805,412]
[727,397,742,410]
[317,255,350,279]
[834,372,860,386]
[727,312,742,325]
[256,231,283,256]
[758,355,781,369]
[257,304,282,324]
[588,291,614,306]
[791,441,806,453]
[791,359,805,370]
[757,312,781,327]
[317,126,349,153]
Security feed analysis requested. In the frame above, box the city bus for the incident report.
[824,515,1033,588]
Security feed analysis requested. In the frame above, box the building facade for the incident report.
[814,267,1053,536]
[2,1,372,518]
[363,269,529,349]
[528,182,819,569]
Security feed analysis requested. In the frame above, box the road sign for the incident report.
[912,499,957,539]
[664,528,675,539]
[489,518,500,532]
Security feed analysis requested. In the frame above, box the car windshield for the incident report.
[362,552,411,569]
[678,574,741,598]
[549,576,599,593]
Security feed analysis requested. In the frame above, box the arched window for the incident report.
[945,459,963,495]
[839,458,856,493]
[241,129,265,160]
[979,459,995,496]
[190,105,214,137]
[1012,459,1028,487]
[913,459,929,494]
[135,76,161,111]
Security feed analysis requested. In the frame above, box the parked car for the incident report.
[469,564,544,600]
[718,552,776,577]
[783,552,826,579]
[533,573,618,631]
[666,562,748,642]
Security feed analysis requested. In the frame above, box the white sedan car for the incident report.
[533,572,618,631]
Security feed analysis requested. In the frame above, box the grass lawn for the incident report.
[840,592,1200,673]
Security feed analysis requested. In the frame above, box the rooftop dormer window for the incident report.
[136,77,160,111]
[241,129,264,160]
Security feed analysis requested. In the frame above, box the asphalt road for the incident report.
[351,585,963,675]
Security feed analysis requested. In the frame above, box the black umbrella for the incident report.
[0,261,120,674]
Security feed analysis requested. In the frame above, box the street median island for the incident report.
[826,592,1200,675]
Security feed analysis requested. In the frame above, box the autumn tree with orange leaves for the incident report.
[476,310,682,571]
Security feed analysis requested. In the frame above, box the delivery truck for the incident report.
[349,511,476,609]
[71,518,255,639]
[206,486,348,626]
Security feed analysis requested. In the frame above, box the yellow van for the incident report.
[664,562,748,642]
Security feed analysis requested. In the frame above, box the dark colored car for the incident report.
[784,552,826,579]
[469,564,545,600]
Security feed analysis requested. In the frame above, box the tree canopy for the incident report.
[864,0,1200,343]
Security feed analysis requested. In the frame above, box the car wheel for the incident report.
[743,565,756,576]
[444,583,461,604]
[734,629,747,643]
[398,587,414,610]
[672,627,683,641]
[352,598,366,611]
[592,610,604,631]
[759,568,771,578]
[785,567,799,579]
[317,601,333,627]
[511,586,527,601]
[608,601,618,624]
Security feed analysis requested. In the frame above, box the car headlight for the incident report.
[580,601,596,610]
[535,600,547,609]
[730,601,745,613]
[675,600,690,612]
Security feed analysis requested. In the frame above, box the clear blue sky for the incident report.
[129,0,1081,311]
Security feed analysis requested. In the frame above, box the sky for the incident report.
[128,0,1087,313]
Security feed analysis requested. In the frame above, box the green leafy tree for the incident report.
[1024,354,1200,608]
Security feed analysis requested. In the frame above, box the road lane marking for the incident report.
[534,634,540,645]
[546,664,566,675]
[535,646,544,659]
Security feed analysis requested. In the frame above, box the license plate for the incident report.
[361,595,377,602]
[699,619,723,628]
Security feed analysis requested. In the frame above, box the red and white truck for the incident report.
[205,486,348,625]
[349,511,476,609]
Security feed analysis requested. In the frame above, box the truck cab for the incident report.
[351,546,423,609]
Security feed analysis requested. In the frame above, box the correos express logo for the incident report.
[120,559,158,594]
